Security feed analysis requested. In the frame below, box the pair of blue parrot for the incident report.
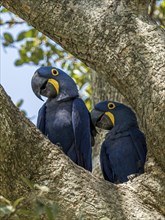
[31,66,147,183]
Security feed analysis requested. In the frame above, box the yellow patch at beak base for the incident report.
[48,79,59,94]
[105,112,115,126]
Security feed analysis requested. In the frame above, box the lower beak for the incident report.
[91,109,114,130]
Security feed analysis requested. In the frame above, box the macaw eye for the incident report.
[108,102,116,109]
[51,69,59,76]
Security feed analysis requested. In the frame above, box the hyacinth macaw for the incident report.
[91,101,147,183]
[31,66,96,171]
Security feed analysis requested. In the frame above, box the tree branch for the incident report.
[1,0,165,218]
[0,85,164,219]
[2,0,165,169]
[0,21,25,26]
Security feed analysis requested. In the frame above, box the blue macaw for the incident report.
[91,101,147,183]
[31,66,96,171]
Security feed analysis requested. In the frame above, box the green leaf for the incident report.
[3,32,14,43]
[1,8,9,13]
[17,31,26,41]
[16,29,38,41]
[61,61,66,68]
[25,29,38,38]
[19,48,27,59]
[3,42,10,47]
[25,41,35,50]
[20,176,34,190]
[13,197,25,208]
[30,48,44,64]
[16,99,24,108]
[32,48,44,60]
[85,98,92,111]
[162,0,165,8]
[15,59,24,66]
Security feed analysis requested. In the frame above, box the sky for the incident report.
[0,15,45,125]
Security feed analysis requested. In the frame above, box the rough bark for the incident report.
[2,0,165,169]
[0,85,164,219]
[1,0,165,219]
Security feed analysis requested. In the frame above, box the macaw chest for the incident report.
[44,101,74,151]
[45,101,73,131]
[104,133,135,157]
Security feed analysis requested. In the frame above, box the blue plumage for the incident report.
[31,66,95,171]
[91,101,147,183]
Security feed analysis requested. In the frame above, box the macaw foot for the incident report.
[127,173,139,181]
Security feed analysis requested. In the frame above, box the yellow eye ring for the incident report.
[108,102,116,110]
[51,69,59,76]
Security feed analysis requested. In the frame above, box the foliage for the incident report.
[149,0,165,26]
[0,177,92,220]
[0,178,58,220]
[156,0,165,25]
[0,7,92,110]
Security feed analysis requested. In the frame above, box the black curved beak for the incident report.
[91,109,114,130]
[31,72,47,101]
[31,72,59,100]
[91,109,104,126]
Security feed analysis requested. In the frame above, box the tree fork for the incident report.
[2,0,165,169]
[0,85,164,219]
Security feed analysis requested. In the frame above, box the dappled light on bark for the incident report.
[1,0,165,219]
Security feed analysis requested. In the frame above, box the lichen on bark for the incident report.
[1,0,165,219]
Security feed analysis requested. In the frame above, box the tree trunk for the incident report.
[1,0,165,218]
[0,85,164,219]
[2,0,165,169]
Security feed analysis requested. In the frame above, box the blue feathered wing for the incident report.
[100,129,147,183]
[129,127,147,173]
[72,98,92,171]
[37,103,46,134]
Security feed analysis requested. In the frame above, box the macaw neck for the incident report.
[107,123,139,137]
[55,89,79,102]
[54,77,79,102]
[47,94,78,103]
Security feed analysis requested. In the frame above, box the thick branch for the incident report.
[2,0,165,169]
[0,85,164,219]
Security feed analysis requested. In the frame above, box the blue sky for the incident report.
[1,47,42,124]
[0,16,45,124]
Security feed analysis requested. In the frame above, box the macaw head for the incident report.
[91,101,138,131]
[31,66,78,101]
